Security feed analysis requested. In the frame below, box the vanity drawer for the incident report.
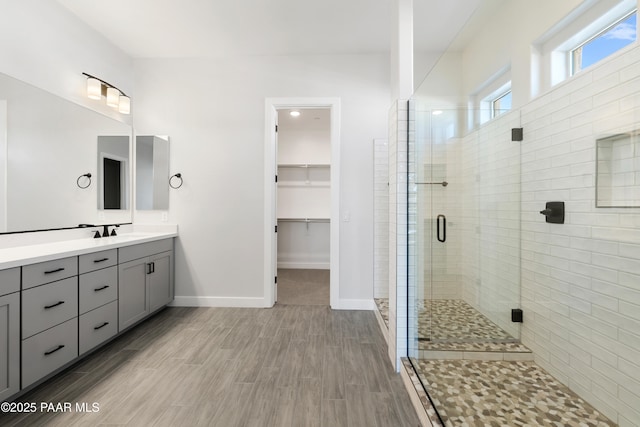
[79,300,117,355]
[119,239,173,263]
[22,277,78,338]
[79,266,117,314]
[79,249,117,274]
[0,267,20,296]
[22,317,78,388]
[22,256,78,290]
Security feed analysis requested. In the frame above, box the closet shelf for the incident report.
[277,218,330,223]
[278,164,330,169]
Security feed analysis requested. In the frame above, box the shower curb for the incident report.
[400,358,443,427]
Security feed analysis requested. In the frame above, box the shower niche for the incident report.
[596,131,640,208]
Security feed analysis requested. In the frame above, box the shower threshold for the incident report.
[409,358,616,427]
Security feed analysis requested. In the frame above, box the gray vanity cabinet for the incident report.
[0,268,20,401]
[149,251,173,312]
[78,249,118,356]
[118,239,174,332]
[1,236,174,401]
[21,259,80,389]
[118,259,150,331]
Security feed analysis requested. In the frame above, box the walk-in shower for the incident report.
[403,2,631,424]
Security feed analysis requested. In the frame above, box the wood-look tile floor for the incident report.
[277,269,330,306]
[1,305,420,426]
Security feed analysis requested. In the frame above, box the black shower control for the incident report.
[540,201,564,224]
[512,309,523,323]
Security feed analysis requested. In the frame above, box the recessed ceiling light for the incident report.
[432,110,443,115]
[290,110,301,117]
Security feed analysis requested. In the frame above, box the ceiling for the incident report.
[56,0,482,58]
[278,108,330,130]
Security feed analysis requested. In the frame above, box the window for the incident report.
[491,90,512,118]
[471,67,511,127]
[535,0,637,93]
[571,10,637,74]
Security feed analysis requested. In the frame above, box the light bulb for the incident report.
[118,95,130,114]
[87,78,101,100]
[106,87,120,108]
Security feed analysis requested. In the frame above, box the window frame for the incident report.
[490,90,512,119]
[570,9,637,75]
[533,0,637,94]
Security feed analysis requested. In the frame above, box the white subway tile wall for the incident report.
[388,100,412,368]
[518,43,640,424]
[374,138,389,299]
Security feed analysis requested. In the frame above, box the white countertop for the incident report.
[0,227,177,270]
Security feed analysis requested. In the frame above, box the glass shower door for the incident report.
[410,106,522,355]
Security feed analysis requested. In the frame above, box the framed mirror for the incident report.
[136,135,169,210]
[0,72,132,233]
[596,132,640,208]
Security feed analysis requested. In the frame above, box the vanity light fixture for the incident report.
[82,72,131,115]
[289,110,301,117]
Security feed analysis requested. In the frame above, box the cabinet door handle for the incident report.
[146,263,153,275]
[44,344,65,356]
[94,322,110,330]
[44,267,65,275]
[93,258,109,263]
[437,214,446,243]
[151,262,155,274]
[94,285,109,292]
[44,301,65,309]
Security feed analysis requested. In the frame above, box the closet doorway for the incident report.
[264,98,340,308]
[277,108,331,305]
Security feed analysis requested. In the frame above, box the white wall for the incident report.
[518,43,640,425]
[0,0,133,124]
[133,54,389,306]
[460,0,583,109]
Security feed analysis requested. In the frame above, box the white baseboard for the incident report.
[172,296,374,311]
[171,296,268,308]
[277,262,330,269]
[332,298,375,310]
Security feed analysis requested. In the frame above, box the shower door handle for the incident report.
[437,215,446,242]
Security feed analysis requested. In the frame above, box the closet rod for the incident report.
[277,218,330,223]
